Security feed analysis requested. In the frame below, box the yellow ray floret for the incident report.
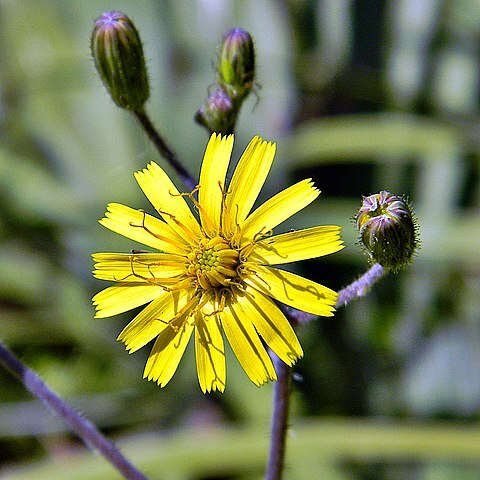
[240,179,319,245]
[99,203,188,255]
[220,297,277,386]
[198,133,234,236]
[250,226,343,265]
[92,252,187,282]
[135,162,201,243]
[92,284,163,318]
[224,136,276,235]
[194,312,226,393]
[244,265,338,317]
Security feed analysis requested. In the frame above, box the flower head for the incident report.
[91,11,149,111]
[92,134,343,392]
[356,191,418,271]
[194,89,236,135]
[217,28,255,101]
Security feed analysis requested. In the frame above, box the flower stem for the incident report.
[133,109,197,191]
[0,341,149,480]
[266,263,388,479]
[283,263,388,325]
[265,352,292,480]
[335,263,386,307]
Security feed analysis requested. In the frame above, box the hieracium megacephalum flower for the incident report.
[92,134,344,392]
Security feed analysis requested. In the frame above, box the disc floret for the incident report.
[187,236,240,289]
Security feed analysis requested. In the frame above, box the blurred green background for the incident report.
[1,0,480,479]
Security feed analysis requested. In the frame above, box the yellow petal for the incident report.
[117,289,194,353]
[225,136,275,235]
[239,286,303,365]
[250,226,344,265]
[143,316,195,387]
[195,312,226,393]
[92,252,186,283]
[92,284,163,318]
[134,162,201,243]
[198,133,234,235]
[241,179,319,245]
[220,295,277,386]
[244,265,338,317]
[99,203,188,255]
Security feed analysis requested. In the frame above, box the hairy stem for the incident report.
[336,263,386,307]
[133,109,196,191]
[265,353,292,480]
[266,263,388,479]
[283,263,387,325]
[0,341,148,480]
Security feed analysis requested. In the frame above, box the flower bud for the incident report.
[91,11,149,111]
[356,191,418,271]
[194,89,236,135]
[217,28,255,101]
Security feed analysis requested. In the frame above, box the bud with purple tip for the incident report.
[194,89,236,135]
[217,28,255,101]
[356,191,418,271]
[91,11,149,111]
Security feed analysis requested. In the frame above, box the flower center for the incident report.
[187,236,240,290]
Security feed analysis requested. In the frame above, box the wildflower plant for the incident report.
[0,10,419,480]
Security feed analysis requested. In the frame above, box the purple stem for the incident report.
[133,110,196,192]
[265,353,292,480]
[283,263,387,325]
[336,263,386,308]
[265,263,387,479]
[0,341,149,480]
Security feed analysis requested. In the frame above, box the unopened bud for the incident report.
[91,11,149,111]
[217,28,255,101]
[356,191,418,271]
[195,89,236,135]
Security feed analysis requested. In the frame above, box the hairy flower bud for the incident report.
[91,11,149,111]
[217,28,255,101]
[356,191,418,271]
[195,89,236,135]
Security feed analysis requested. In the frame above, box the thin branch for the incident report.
[133,109,196,191]
[284,263,388,325]
[0,341,149,480]
[265,353,292,480]
[336,263,386,307]
[266,263,388,479]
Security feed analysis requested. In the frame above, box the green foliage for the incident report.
[1,1,480,479]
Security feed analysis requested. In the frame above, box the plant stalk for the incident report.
[265,263,388,478]
[265,353,292,480]
[0,341,149,480]
[133,109,196,191]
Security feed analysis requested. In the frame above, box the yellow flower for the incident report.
[92,134,343,392]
